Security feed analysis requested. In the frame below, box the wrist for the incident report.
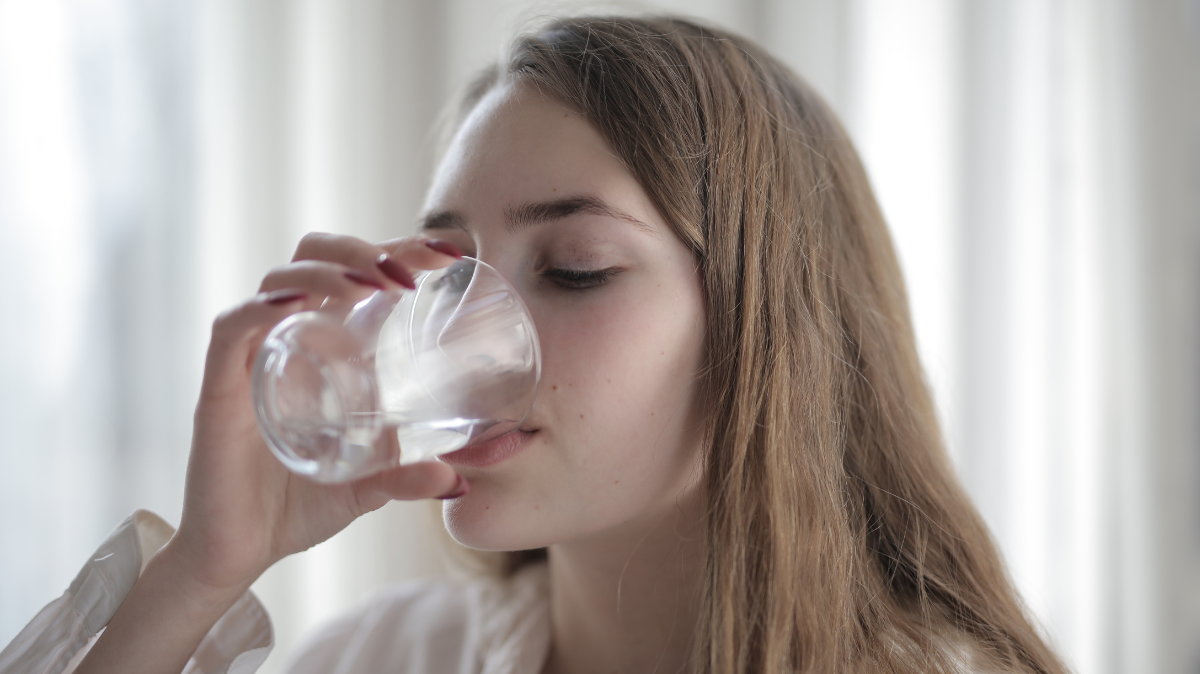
[150,536,259,607]
[73,533,261,674]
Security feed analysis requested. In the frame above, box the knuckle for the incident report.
[258,263,292,290]
[210,303,249,341]
[293,232,334,260]
[211,305,239,331]
[211,294,276,341]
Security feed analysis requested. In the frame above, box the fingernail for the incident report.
[376,254,417,290]
[265,289,307,305]
[436,475,470,500]
[424,239,464,259]
[343,269,385,289]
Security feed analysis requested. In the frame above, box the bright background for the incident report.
[1,1,1198,673]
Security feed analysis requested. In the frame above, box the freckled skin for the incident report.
[430,84,707,552]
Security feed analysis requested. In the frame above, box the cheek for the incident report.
[537,282,705,490]
[444,276,707,551]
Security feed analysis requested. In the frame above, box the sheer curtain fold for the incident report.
[0,1,1196,674]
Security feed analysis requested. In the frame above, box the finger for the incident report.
[350,461,465,513]
[292,232,461,289]
[258,260,386,304]
[291,232,402,289]
[293,232,384,267]
[201,290,309,398]
[377,236,464,275]
[292,231,463,289]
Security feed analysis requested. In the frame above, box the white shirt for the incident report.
[0,511,552,674]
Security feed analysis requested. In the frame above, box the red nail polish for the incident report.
[344,269,385,289]
[376,254,417,290]
[265,289,307,305]
[424,239,464,259]
[436,475,470,500]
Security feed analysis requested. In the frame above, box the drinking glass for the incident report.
[251,257,540,483]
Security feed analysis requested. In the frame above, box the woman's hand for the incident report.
[76,234,467,674]
[168,233,466,593]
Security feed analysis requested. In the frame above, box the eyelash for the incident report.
[540,267,619,290]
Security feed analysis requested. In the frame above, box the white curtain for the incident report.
[0,0,200,646]
[1,1,1197,673]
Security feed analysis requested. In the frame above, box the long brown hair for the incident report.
[446,15,1067,674]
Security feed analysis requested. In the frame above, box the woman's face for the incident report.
[425,83,707,551]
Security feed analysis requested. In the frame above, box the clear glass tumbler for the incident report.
[252,257,540,483]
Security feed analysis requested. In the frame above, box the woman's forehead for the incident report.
[451,83,601,164]
[425,83,640,216]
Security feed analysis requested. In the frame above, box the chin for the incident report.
[441,489,559,552]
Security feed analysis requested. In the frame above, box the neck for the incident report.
[541,487,706,674]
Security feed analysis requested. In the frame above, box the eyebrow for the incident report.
[418,195,653,234]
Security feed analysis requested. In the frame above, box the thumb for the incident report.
[350,461,466,513]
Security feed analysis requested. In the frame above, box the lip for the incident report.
[439,429,536,469]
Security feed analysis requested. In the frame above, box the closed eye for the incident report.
[540,267,620,290]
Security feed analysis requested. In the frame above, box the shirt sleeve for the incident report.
[0,510,273,674]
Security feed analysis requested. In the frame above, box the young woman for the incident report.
[6,14,1067,674]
